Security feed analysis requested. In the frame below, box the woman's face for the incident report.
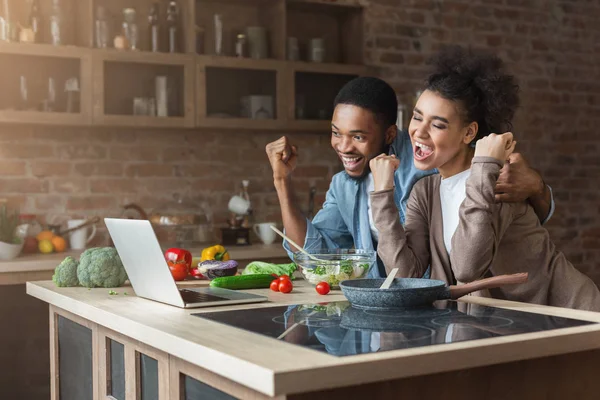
[408,90,476,176]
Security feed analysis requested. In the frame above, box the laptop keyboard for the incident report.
[179,289,226,304]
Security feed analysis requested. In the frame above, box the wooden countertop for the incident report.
[0,244,288,274]
[26,280,600,397]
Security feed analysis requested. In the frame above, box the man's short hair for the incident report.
[333,77,398,130]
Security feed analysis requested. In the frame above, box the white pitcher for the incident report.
[68,219,97,250]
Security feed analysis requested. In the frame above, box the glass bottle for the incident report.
[122,8,139,50]
[95,5,109,48]
[29,0,42,43]
[19,75,29,111]
[235,34,246,58]
[166,1,179,53]
[148,2,160,52]
[49,0,63,46]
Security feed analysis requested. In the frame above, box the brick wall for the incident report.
[365,0,600,283]
[0,126,337,245]
[1,0,599,283]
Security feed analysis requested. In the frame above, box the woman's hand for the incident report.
[474,132,517,162]
[369,154,400,192]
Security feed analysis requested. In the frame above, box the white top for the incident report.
[439,169,471,255]
[365,172,379,241]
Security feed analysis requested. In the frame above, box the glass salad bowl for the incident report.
[292,249,376,289]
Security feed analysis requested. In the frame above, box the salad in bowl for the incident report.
[293,249,376,289]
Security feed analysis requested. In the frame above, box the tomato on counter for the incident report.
[316,282,330,295]
[278,279,293,294]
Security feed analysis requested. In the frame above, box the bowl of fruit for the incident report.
[293,249,376,289]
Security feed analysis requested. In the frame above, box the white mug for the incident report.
[68,219,97,250]
[228,195,251,215]
[253,222,277,245]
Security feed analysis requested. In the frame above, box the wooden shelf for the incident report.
[93,115,192,129]
[286,0,365,11]
[290,61,369,75]
[0,110,90,126]
[91,49,194,66]
[91,51,195,128]
[196,117,284,130]
[0,43,92,58]
[197,55,284,71]
[0,0,367,131]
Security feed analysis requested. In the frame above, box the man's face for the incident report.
[331,104,395,180]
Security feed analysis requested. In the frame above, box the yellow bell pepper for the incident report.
[200,245,230,262]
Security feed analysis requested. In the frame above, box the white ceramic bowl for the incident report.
[0,224,29,261]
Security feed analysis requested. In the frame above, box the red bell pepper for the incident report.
[164,248,192,271]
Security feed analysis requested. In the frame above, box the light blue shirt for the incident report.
[283,130,555,279]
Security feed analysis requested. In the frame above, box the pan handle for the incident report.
[448,273,529,299]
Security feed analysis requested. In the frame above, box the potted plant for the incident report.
[0,203,28,261]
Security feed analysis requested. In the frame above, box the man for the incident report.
[266,77,554,278]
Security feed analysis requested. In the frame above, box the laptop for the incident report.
[104,218,268,309]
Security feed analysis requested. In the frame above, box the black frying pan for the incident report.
[339,273,528,310]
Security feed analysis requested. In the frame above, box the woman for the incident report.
[370,46,600,311]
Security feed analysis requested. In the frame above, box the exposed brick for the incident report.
[0,179,49,193]
[294,166,330,178]
[163,147,197,162]
[35,195,67,211]
[66,196,117,211]
[1,195,28,209]
[125,164,173,177]
[409,12,426,24]
[0,161,27,176]
[74,162,124,177]
[0,144,54,159]
[57,145,107,160]
[379,52,405,64]
[30,162,71,177]
[52,179,89,194]
[110,147,161,162]
[375,37,411,50]
[90,179,138,194]
[486,35,503,47]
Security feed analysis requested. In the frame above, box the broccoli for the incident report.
[52,256,80,287]
[77,247,128,288]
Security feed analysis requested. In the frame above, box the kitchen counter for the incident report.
[26,279,600,399]
[0,243,289,285]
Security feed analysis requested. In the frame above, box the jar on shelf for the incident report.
[235,34,246,58]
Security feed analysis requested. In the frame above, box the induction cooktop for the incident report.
[192,301,595,357]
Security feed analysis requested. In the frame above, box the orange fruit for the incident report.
[36,230,55,242]
[38,239,54,254]
[51,236,67,253]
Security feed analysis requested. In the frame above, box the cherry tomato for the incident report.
[270,280,280,292]
[278,275,291,282]
[168,261,188,281]
[278,279,293,294]
[315,282,330,295]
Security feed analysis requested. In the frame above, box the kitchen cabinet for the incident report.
[91,50,196,128]
[0,43,92,126]
[0,0,370,132]
[27,279,600,400]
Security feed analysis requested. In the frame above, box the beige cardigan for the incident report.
[371,156,600,312]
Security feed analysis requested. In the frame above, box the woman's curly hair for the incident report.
[425,45,520,142]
